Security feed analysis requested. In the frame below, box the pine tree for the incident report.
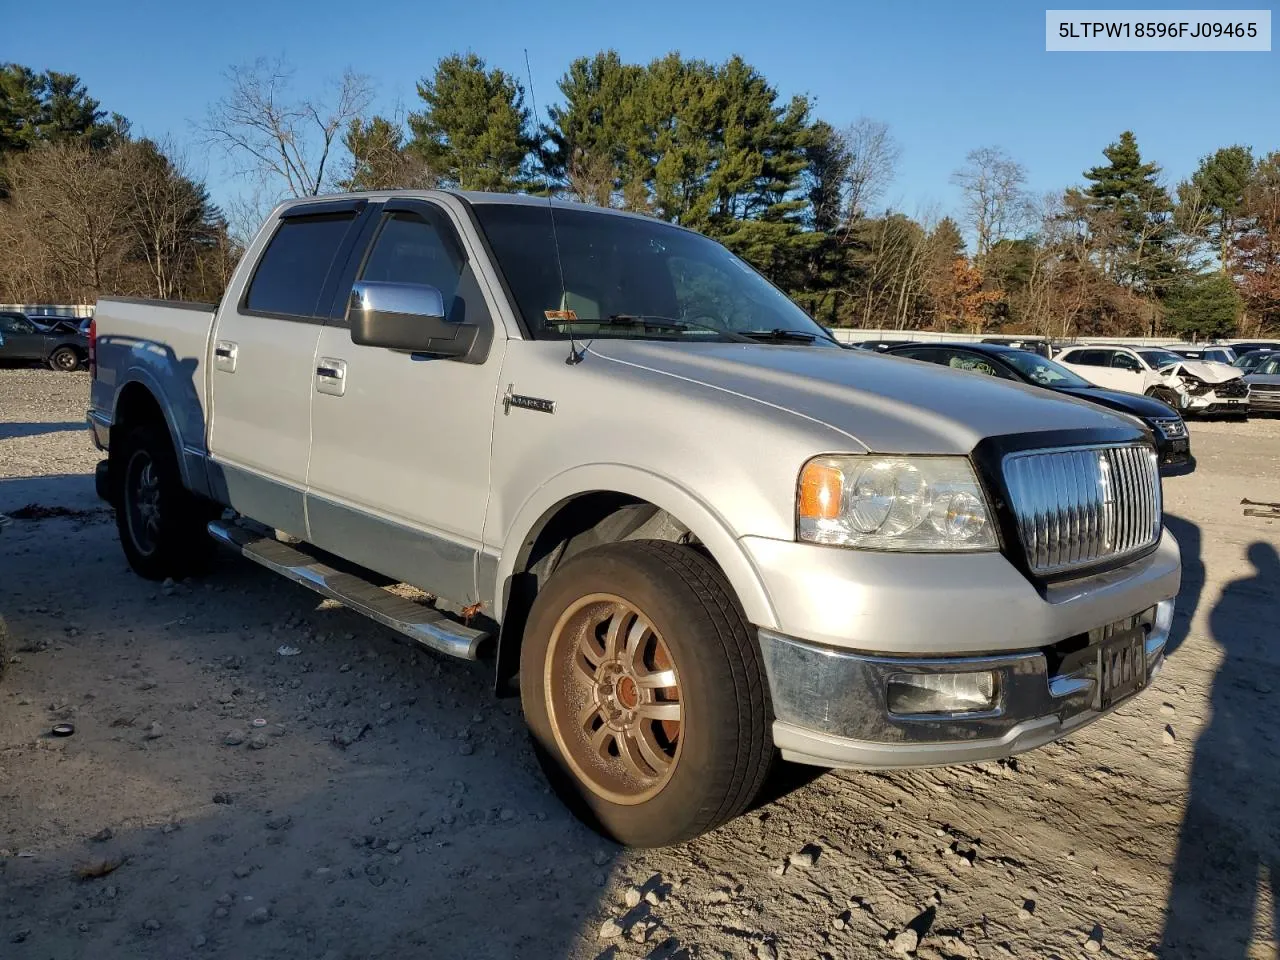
[1083,131,1180,296]
[408,54,532,192]
[1181,145,1255,270]
[1163,272,1240,339]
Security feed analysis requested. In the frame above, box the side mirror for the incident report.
[346,281,479,359]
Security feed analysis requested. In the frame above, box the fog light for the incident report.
[886,671,997,716]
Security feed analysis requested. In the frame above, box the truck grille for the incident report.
[1003,444,1161,576]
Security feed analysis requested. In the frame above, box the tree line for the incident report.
[2,54,1277,339]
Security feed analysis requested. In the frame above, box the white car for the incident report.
[1168,344,1238,367]
[1055,344,1249,416]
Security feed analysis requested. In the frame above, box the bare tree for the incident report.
[118,139,211,299]
[840,117,901,224]
[952,146,1031,258]
[203,58,373,199]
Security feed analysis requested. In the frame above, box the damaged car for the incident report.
[1055,344,1248,418]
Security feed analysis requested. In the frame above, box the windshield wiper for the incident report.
[544,313,752,342]
[740,328,820,343]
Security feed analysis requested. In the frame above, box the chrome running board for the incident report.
[208,520,487,660]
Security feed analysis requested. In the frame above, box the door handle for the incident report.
[214,340,238,373]
[316,357,347,397]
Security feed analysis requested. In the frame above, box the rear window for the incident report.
[245,214,355,318]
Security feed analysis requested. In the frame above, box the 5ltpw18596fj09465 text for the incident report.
[87,191,1179,846]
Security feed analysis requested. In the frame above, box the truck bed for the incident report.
[90,297,217,470]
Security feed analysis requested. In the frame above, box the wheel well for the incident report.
[492,492,707,695]
[108,384,169,497]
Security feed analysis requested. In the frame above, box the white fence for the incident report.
[1,303,95,319]
[827,328,1277,348]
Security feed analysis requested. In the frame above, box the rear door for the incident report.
[1059,348,1132,391]
[207,200,370,538]
[304,198,507,605]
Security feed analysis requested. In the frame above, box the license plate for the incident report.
[1096,631,1146,709]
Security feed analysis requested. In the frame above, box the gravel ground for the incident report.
[1,369,1278,960]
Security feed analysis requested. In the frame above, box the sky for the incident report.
[5,0,1278,229]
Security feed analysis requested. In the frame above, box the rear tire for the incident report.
[520,540,774,847]
[48,347,80,372]
[114,424,216,580]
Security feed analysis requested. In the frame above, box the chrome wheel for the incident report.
[544,593,682,805]
[124,450,161,557]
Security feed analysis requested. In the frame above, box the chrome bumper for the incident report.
[759,598,1173,769]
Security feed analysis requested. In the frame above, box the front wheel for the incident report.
[114,425,216,580]
[520,540,774,847]
[1145,386,1181,410]
[48,347,80,372]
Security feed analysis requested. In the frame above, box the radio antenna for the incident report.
[523,48,584,365]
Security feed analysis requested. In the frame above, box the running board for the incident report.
[207,520,488,660]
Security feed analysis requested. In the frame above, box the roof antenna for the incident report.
[523,48,584,366]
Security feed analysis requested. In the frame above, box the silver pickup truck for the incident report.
[89,191,1180,846]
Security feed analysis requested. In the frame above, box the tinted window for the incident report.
[1065,349,1109,366]
[892,346,943,363]
[245,214,355,318]
[0,314,34,334]
[356,210,491,328]
[1112,352,1142,371]
[360,211,465,302]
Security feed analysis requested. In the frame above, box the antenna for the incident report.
[523,48,585,365]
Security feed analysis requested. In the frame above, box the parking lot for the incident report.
[1,368,1278,960]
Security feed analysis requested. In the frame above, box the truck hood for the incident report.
[590,341,1140,454]
[1159,359,1242,383]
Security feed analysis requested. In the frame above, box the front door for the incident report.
[0,314,46,360]
[305,199,507,605]
[206,201,368,538]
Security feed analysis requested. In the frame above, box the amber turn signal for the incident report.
[798,461,844,520]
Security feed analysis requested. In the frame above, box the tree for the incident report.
[1235,152,1280,334]
[838,117,900,223]
[203,58,373,199]
[1178,145,1256,270]
[409,53,532,191]
[340,114,435,190]
[1163,272,1241,339]
[1082,131,1180,295]
[952,146,1029,258]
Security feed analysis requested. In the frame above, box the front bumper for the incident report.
[1248,391,1280,412]
[760,599,1173,769]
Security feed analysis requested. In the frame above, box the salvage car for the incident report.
[0,311,88,371]
[1244,354,1280,415]
[1055,344,1248,417]
[87,191,1180,846]
[884,342,1193,473]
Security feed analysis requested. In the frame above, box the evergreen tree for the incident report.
[1181,145,1255,270]
[1163,272,1240,339]
[1083,131,1180,295]
[409,53,532,192]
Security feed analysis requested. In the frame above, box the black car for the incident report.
[1228,341,1280,357]
[849,338,915,352]
[0,311,88,371]
[885,341,1194,473]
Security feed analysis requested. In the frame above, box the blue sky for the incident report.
[5,0,1277,227]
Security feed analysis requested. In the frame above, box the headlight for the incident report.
[798,456,997,551]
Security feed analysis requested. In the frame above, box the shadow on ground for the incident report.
[0,422,88,441]
[1160,537,1280,958]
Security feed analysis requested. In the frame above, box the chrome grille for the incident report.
[1003,444,1162,576]
[1149,417,1186,439]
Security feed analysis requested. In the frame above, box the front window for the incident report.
[1000,350,1092,388]
[1136,348,1185,371]
[1255,357,1280,376]
[472,203,836,345]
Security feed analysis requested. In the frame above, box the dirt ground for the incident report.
[2,368,1278,960]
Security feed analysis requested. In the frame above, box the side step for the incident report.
[208,520,488,660]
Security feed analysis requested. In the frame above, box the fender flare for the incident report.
[490,463,779,630]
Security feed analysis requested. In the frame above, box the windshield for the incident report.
[1137,348,1185,370]
[1000,350,1091,388]
[472,203,837,344]
[1254,356,1280,376]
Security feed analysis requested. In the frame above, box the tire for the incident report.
[1145,386,1181,410]
[48,347,80,372]
[113,424,216,580]
[520,540,773,847]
